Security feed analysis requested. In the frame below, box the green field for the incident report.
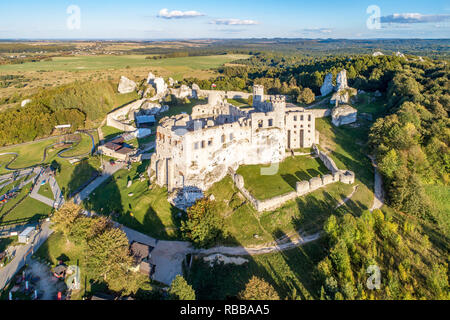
[236,155,329,200]
[0,181,52,223]
[0,138,62,174]
[83,161,181,240]
[53,157,101,199]
[34,231,101,300]
[37,182,54,200]
[59,132,96,158]
[0,54,250,75]
[425,184,450,235]
[101,126,124,141]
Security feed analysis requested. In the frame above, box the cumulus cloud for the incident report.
[210,19,259,26]
[380,13,450,24]
[157,8,204,19]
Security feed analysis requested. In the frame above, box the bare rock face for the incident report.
[171,84,192,99]
[21,99,32,107]
[141,101,169,115]
[118,76,137,94]
[147,72,156,84]
[373,51,384,57]
[153,78,168,96]
[335,69,349,92]
[169,187,204,211]
[331,105,358,126]
[320,73,334,96]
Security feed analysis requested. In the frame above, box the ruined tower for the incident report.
[253,85,265,108]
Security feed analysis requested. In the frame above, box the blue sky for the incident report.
[0,0,449,39]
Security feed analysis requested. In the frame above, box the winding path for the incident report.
[0,131,96,173]
[368,155,384,211]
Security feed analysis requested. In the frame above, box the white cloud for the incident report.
[381,13,450,24]
[210,19,259,26]
[157,8,204,19]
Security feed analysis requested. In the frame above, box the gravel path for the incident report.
[368,155,384,211]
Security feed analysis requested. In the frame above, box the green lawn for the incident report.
[425,184,450,236]
[83,161,181,240]
[352,93,388,116]
[59,132,95,158]
[37,182,54,200]
[227,98,250,108]
[0,181,52,223]
[53,157,101,199]
[0,236,18,252]
[236,155,330,200]
[161,98,208,118]
[1,196,52,223]
[0,138,62,174]
[101,126,124,141]
[33,231,99,300]
[0,54,250,74]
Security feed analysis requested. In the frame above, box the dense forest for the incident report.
[179,52,449,299]
[0,81,119,146]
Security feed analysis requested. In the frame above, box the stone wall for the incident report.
[230,147,356,213]
[194,89,252,100]
[310,108,331,118]
[313,144,339,174]
[106,99,145,132]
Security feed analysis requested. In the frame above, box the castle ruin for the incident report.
[150,85,319,192]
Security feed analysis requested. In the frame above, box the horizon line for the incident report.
[0,37,449,42]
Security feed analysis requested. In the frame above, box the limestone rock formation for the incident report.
[153,78,167,95]
[169,187,204,211]
[147,72,156,84]
[320,73,334,96]
[171,84,192,99]
[372,51,384,57]
[21,99,32,107]
[118,76,137,94]
[141,101,169,115]
[335,69,349,92]
[331,105,358,126]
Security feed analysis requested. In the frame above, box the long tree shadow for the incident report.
[268,228,327,300]
[66,159,100,199]
[82,175,122,218]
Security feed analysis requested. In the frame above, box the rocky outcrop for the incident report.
[320,73,334,96]
[169,187,204,211]
[372,51,384,57]
[331,105,358,126]
[330,87,357,105]
[147,72,156,84]
[141,101,169,115]
[335,70,349,92]
[118,76,137,94]
[21,99,32,107]
[170,84,193,99]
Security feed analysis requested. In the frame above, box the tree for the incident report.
[87,227,132,283]
[238,276,280,300]
[297,87,315,104]
[51,202,83,235]
[168,275,196,300]
[181,198,228,248]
